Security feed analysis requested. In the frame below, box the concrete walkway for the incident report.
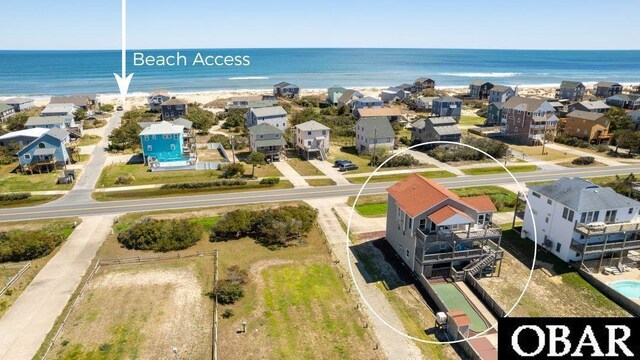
[333,201,386,234]
[272,161,310,188]
[404,150,465,176]
[309,159,351,185]
[544,143,627,166]
[305,198,423,360]
[508,149,566,171]
[0,215,115,360]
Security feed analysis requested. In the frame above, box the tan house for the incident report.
[561,110,611,143]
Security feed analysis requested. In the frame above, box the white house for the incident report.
[294,120,330,160]
[355,116,395,154]
[245,106,288,129]
[521,177,640,271]
[352,96,384,112]
[41,103,77,117]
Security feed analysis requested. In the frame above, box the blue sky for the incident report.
[2,0,639,50]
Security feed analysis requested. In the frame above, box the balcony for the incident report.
[416,223,502,243]
[570,239,640,255]
[421,247,503,264]
[574,221,640,236]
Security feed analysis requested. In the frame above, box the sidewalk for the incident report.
[544,143,627,166]
[271,161,310,188]
[404,150,465,176]
[0,215,115,360]
[309,159,351,185]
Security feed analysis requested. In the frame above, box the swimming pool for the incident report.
[608,280,640,299]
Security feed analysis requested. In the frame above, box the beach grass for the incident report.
[458,115,485,127]
[306,178,336,187]
[0,194,63,208]
[347,170,456,184]
[461,164,538,176]
[75,134,102,147]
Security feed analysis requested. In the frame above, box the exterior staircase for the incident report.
[68,127,83,139]
[319,146,327,161]
[463,251,497,277]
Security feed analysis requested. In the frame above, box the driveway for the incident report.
[272,161,310,188]
[309,159,351,185]
[0,215,115,360]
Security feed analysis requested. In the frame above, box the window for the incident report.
[419,218,426,229]
[556,243,562,253]
[144,136,149,141]
[547,199,552,205]
[478,214,485,225]
[532,192,541,198]
[147,145,152,151]
[405,249,409,258]
[605,210,617,223]
[629,208,634,214]
[24,154,31,159]
[307,131,311,135]
[545,217,549,224]
[38,143,46,149]
[170,144,175,151]
[562,207,574,222]
[174,134,179,140]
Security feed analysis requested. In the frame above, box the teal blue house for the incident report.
[139,121,185,164]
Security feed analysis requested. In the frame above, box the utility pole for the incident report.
[230,136,237,164]
[213,250,219,360]
[371,127,378,167]
[541,121,548,155]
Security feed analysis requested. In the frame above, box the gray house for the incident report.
[355,116,395,154]
[605,94,640,110]
[50,95,95,111]
[273,82,300,98]
[41,103,77,117]
[414,77,436,93]
[248,123,286,161]
[379,87,409,103]
[411,117,461,147]
[486,102,503,125]
[0,104,16,122]
[415,96,437,112]
[556,81,585,101]
[568,100,610,114]
[225,95,277,110]
[336,89,364,108]
[25,116,81,138]
[148,91,171,111]
[432,97,462,120]
[327,86,347,106]
[160,99,188,120]
[245,106,288,128]
[594,82,623,98]
[0,128,50,149]
[468,81,494,100]
[0,97,35,112]
[487,85,515,103]
[630,110,640,130]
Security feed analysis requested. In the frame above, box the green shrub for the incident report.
[221,163,245,178]
[0,230,64,262]
[595,144,610,153]
[222,309,234,318]
[427,136,508,162]
[572,156,595,165]
[555,134,591,148]
[259,177,280,185]
[211,280,244,305]
[381,153,420,168]
[0,193,31,202]
[160,179,246,190]
[209,134,231,148]
[99,104,114,112]
[117,218,203,252]
[114,173,135,185]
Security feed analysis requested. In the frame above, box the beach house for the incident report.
[520,177,640,272]
[139,121,186,165]
[0,98,35,112]
[248,123,286,162]
[0,128,50,149]
[356,107,402,122]
[352,96,384,112]
[379,87,410,103]
[17,128,70,173]
[411,117,461,147]
[225,95,277,110]
[336,89,364,108]
[245,106,287,128]
[486,102,503,125]
[415,96,437,112]
[160,99,188,120]
[50,95,96,111]
[273,82,300,98]
[41,103,77,117]
[500,96,558,145]
[385,174,503,280]
[327,86,347,106]
[487,85,515,103]
[414,77,436,93]
[556,81,586,101]
[561,110,611,143]
[432,97,462,120]
[606,94,640,110]
[148,91,171,111]
[0,104,15,122]
[594,82,623,98]
[468,81,494,100]
[355,116,395,154]
[25,116,82,138]
[568,100,610,114]
[294,120,330,160]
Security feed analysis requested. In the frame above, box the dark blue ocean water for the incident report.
[0,48,638,96]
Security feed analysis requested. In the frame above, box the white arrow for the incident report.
[113,0,133,107]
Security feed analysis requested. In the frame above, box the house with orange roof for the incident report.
[385,174,503,280]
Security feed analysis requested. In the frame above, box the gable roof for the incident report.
[428,206,473,224]
[50,95,91,107]
[566,110,607,121]
[387,174,464,217]
[356,96,382,103]
[296,120,330,131]
[415,77,435,83]
[462,196,497,212]
[25,116,73,126]
[337,89,362,104]
[274,81,291,88]
[0,128,49,141]
[574,100,610,111]
[529,177,640,212]
[560,81,584,89]
[250,106,287,117]
[172,117,193,129]
[490,85,513,93]
[470,81,493,86]
[502,96,548,112]
[139,121,184,136]
[17,128,69,155]
[0,97,33,105]
[248,123,284,135]
[434,96,462,103]
[357,116,395,138]
[0,104,13,112]
[41,103,76,114]
[594,81,622,88]
[357,107,402,117]
[428,117,458,126]
[161,98,187,106]
[608,94,640,102]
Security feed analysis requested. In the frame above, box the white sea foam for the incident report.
[228,76,270,80]
[439,72,522,78]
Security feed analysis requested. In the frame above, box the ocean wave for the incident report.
[439,72,522,78]
[228,76,270,80]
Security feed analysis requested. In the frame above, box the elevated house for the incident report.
[225,95,277,110]
[414,77,436,93]
[294,120,330,160]
[0,128,50,149]
[487,85,515,103]
[17,128,70,174]
[411,117,461,147]
[248,123,286,162]
[138,118,195,145]
[352,96,384,112]
[0,97,35,112]
[327,86,347,106]
[139,121,192,167]
[500,96,558,145]
[486,102,503,125]
[379,87,410,103]
[356,107,403,122]
[396,83,417,94]
[561,110,611,143]
[568,100,610,114]
[355,116,395,154]
[432,97,462,120]
[245,106,287,128]
[520,177,640,272]
[606,94,640,110]
[415,96,437,112]
[556,81,585,101]
[0,104,16,122]
[50,95,96,111]
[468,81,494,100]
[25,116,82,138]
[148,91,171,111]
[630,110,640,130]
[160,99,188,120]
[336,89,364,108]
[273,82,300,98]
[386,174,503,281]
[594,82,623,98]
[41,103,77,117]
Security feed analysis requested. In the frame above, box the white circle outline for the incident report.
[345,140,538,344]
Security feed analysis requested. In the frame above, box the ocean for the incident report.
[0,48,639,96]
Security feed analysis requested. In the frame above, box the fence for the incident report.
[464,274,507,318]
[0,262,31,296]
[577,268,640,317]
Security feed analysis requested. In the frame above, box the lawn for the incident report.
[458,115,485,127]
[327,145,372,174]
[0,218,80,318]
[0,194,62,208]
[0,163,75,192]
[75,134,102,147]
[461,164,538,176]
[509,145,576,162]
[97,163,222,187]
[306,178,336,187]
[286,157,323,176]
[347,170,456,184]
[479,227,628,317]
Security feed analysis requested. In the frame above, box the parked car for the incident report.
[334,159,351,167]
[116,105,124,111]
[338,163,358,172]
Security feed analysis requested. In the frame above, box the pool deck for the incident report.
[594,268,640,305]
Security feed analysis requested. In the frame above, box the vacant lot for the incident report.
[0,163,75,192]
[509,145,576,162]
[286,156,324,176]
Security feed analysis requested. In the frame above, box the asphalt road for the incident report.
[2,164,639,222]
